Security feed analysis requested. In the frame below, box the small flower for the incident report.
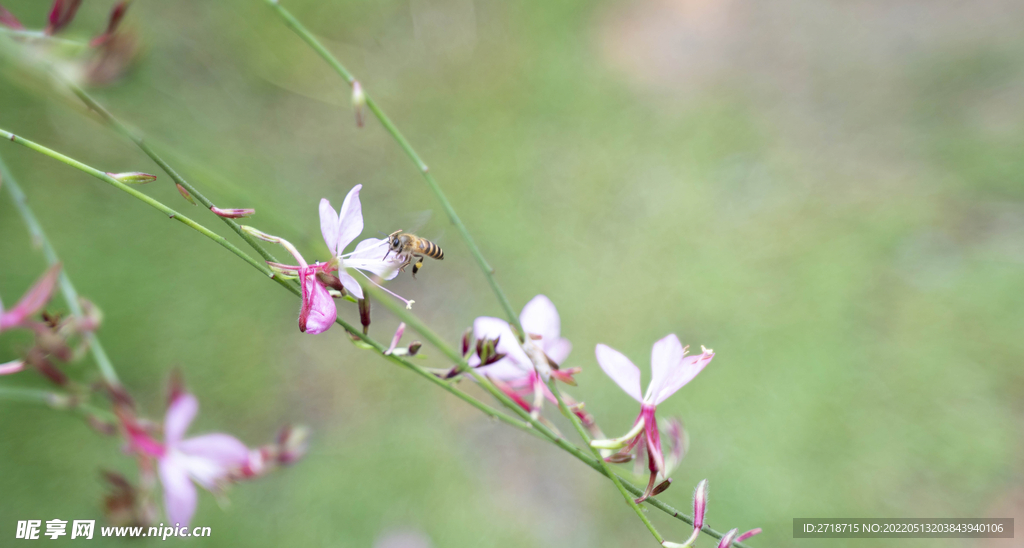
[471,295,578,417]
[590,334,713,502]
[319,185,408,305]
[125,391,253,527]
[0,263,61,333]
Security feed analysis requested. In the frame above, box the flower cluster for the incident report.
[244,184,409,335]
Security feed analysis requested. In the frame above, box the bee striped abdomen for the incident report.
[421,240,444,260]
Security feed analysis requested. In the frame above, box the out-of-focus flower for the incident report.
[0,5,24,29]
[715,528,762,548]
[0,264,61,333]
[590,334,713,502]
[123,392,253,527]
[319,185,406,304]
[471,295,579,417]
[90,0,132,47]
[45,0,82,35]
[0,359,24,375]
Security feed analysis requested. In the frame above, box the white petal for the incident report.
[519,294,560,342]
[595,344,643,402]
[338,271,363,300]
[164,393,198,447]
[654,350,713,404]
[335,184,364,252]
[473,316,529,366]
[159,456,197,527]
[319,198,340,255]
[649,334,685,402]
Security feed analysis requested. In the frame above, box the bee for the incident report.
[385,230,444,277]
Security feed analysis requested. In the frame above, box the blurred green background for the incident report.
[1,0,1023,546]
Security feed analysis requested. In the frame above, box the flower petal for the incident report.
[300,270,337,335]
[335,184,364,252]
[473,316,529,367]
[347,238,400,280]
[596,344,643,402]
[476,359,529,381]
[159,457,197,527]
[337,271,363,300]
[164,393,198,446]
[178,433,251,468]
[519,294,561,343]
[319,198,340,256]
[545,338,572,365]
[0,359,24,375]
[649,334,685,402]
[654,348,714,404]
[0,264,61,332]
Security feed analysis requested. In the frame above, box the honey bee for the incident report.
[385,230,444,277]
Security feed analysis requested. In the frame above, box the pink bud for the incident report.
[90,1,129,47]
[358,298,371,335]
[45,0,82,35]
[210,206,256,218]
[0,5,24,29]
[692,479,708,530]
[384,322,406,356]
[461,327,473,357]
[0,359,24,375]
[407,341,422,356]
[735,529,761,543]
[716,529,738,548]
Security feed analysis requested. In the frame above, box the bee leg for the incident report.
[412,255,425,278]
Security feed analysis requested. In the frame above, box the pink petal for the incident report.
[736,529,762,542]
[653,349,713,405]
[0,359,24,375]
[473,316,529,367]
[164,393,198,446]
[348,238,400,280]
[643,405,664,474]
[595,344,643,402]
[335,184,364,253]
[159,458,197,527]
[319,198,340,256]
[545,338,572,365]
[649,334,684,402]
[0,264,61,332]
[519,294,560,343]
[300,270,337,335]
[476,359,529,381]
[178,433,251,468]
[337,271,363,300]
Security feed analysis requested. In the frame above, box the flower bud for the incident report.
[693,478,709,530]
[384,322,406,356]
[210,206,255,218]
[316,271,346,293]
[604,451,634,464]
[407,341,422,356]
[461,327,473,357]
[0,6,24,29]
[175,182,196,205]
[90,0,130,47]
[716,528,738,548]
[240,225,278,243]
[735,529,761,543]
[651,478,672,496]
[46,0,82,35]
[358,298,371,335]
[106,171,156,184]
[352,81,366,128]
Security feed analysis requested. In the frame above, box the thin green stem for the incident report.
[0,153,121,387]
[0,385,117,425]
[0,128,275,280]
[262,0,522,336]
[549,378,664,544]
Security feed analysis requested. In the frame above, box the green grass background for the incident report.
[1,0,1022,546]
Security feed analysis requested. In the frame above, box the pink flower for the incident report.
[471,295,579,416]
[125,392,252,527]
[0,264,61,333]
[591,334,713,501]
[319,185,405,303]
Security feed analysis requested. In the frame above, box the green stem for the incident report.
[549,378,664,544]
[63,82,286,268]
[262,0,522,336]
[0,128,275,280]
[0,385,117,425]
[0,153,121,387]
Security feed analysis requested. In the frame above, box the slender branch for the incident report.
[0,385,117,424]
[262,0,523,336]
[0,123,746,546]
[549,378,664,544]
[0,153,121,387]
[0,128,275,279]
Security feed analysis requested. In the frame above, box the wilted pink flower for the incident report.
[471,295,578,415]
[319,185,406,304]
[0,264,61,333]
[124,392,252,527]
[591,334,713,501]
